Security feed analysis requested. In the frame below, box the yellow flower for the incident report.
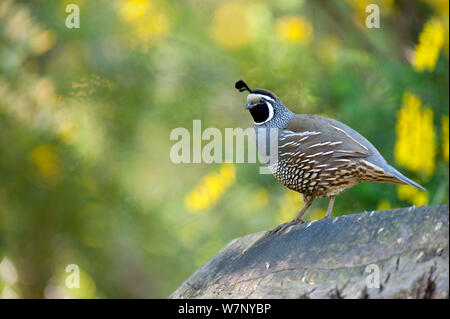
[117,0,170,45]
[134,12,169,42]
[308,208,326,221]
[395,92,436,179]
[413,18,445,72]
[118,0,150,22]
[184,164,236,213]
[275,16,313,45]
[29,145,62,184]
[220,163,236,181]
[442,115,449,163]
[397,184,429,206]
[276,190,304,224]
[210,2,252,50]
[377,199,391,211]
[421,0,449,56]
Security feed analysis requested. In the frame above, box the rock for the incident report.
[170,205,449,299]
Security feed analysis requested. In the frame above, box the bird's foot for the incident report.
[268,218,306,235]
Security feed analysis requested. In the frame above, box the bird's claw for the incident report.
[268,219,305,235]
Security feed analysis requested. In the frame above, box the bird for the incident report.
[235,80,425,234]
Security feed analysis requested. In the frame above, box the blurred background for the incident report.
[0,0,448,298]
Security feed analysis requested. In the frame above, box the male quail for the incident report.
[235,80,425,234]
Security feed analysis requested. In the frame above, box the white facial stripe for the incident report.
[254,102,274,125]
[255,94,275,103]
[247,93,276,104]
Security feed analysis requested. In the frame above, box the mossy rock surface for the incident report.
[170,205,449,299]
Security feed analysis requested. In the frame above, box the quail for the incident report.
[235,80,425,234]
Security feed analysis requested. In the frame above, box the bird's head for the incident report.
[235,80,290,126]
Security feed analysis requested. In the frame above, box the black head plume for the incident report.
[235,80,252,93]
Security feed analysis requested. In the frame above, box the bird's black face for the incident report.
[246,93,275,125]
[235,80,283,126]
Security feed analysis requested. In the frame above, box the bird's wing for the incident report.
[279,114,370,168]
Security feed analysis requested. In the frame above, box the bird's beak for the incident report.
[246,102,256,110]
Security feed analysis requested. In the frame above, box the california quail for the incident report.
[235,80,425,234]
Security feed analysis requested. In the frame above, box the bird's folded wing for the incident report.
[279,116,370,167]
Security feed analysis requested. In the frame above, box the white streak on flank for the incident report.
[309,141,331,148]
[281,141,301,147]
[332,126,369,151]
[322,151,334,156]
[329,141,343,146]
[254,102,274,126]
[316,164,328,168]
[299,136,310,142]
[283,130,321,137]
[306,152,324,158]
[334,159,351,162]
[335,150,361,155]
[325,167,338,171]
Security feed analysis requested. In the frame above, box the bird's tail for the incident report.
[381,164,426,191]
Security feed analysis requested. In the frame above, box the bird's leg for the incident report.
[325,196,336,219]
[269,198,314,235]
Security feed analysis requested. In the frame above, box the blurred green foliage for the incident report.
[0,0,448,298]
